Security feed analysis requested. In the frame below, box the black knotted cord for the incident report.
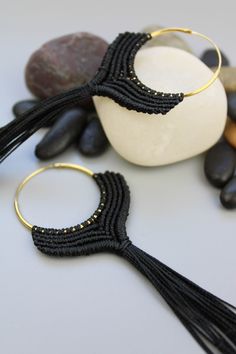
[0,32,183,163]
[31,171,236,354]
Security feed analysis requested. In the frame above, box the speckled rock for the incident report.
[224,118,236,149]
[25,32,108,106]
[220,177,236,209]
[141,25,193,53]
[201,49,230,68]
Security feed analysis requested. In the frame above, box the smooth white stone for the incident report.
[93,46,227,166]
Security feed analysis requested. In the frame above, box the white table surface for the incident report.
[1,1,235,353]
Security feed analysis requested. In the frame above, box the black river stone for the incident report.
[35,108,87,159]
[12,99,59,127]
[220,176,236,209]
[78,114,109,156]
[204,141,236,188]
[200,49,230,68]
[13,99,39,117]
[227,93,236,122]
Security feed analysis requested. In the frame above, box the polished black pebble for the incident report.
[12,99,59,127]
[204,141,236,188]
[78,114,109,156]
[220,176,236,209]
[13,99,39,117]
[200,49,230,68]
[227,93,236,122]
[35,108,87,159]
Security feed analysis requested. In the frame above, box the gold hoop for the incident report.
[150,27,222,97]
[14,163,94,231]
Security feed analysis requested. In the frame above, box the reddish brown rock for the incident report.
[25,32,108,105]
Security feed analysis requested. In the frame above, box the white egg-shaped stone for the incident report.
[93,46,227,166]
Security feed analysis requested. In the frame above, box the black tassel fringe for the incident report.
[0,84,91,162]
[123,244,236,354]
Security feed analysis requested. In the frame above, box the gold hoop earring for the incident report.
[14,162,94,231]
[13,162,236,354]
[150,27,222,97]
[0,27,223,164]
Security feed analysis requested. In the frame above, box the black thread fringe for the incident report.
[0,84,91,162]
[123,244,236,354]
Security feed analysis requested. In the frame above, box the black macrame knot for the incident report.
[0,31,184,163]
[89,31,184,115]
[32,172,132,257]
[117,239,132,254]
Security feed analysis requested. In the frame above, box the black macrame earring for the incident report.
[15,163,236,354]
[0,27,222,163]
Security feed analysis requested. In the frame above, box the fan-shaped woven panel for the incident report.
[90,32,184,114]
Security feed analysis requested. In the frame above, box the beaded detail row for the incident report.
[32,173,106,235]
[91,32,184,115]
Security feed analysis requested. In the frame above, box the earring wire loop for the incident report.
[150,27,222,97]
[14,163,94,231]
